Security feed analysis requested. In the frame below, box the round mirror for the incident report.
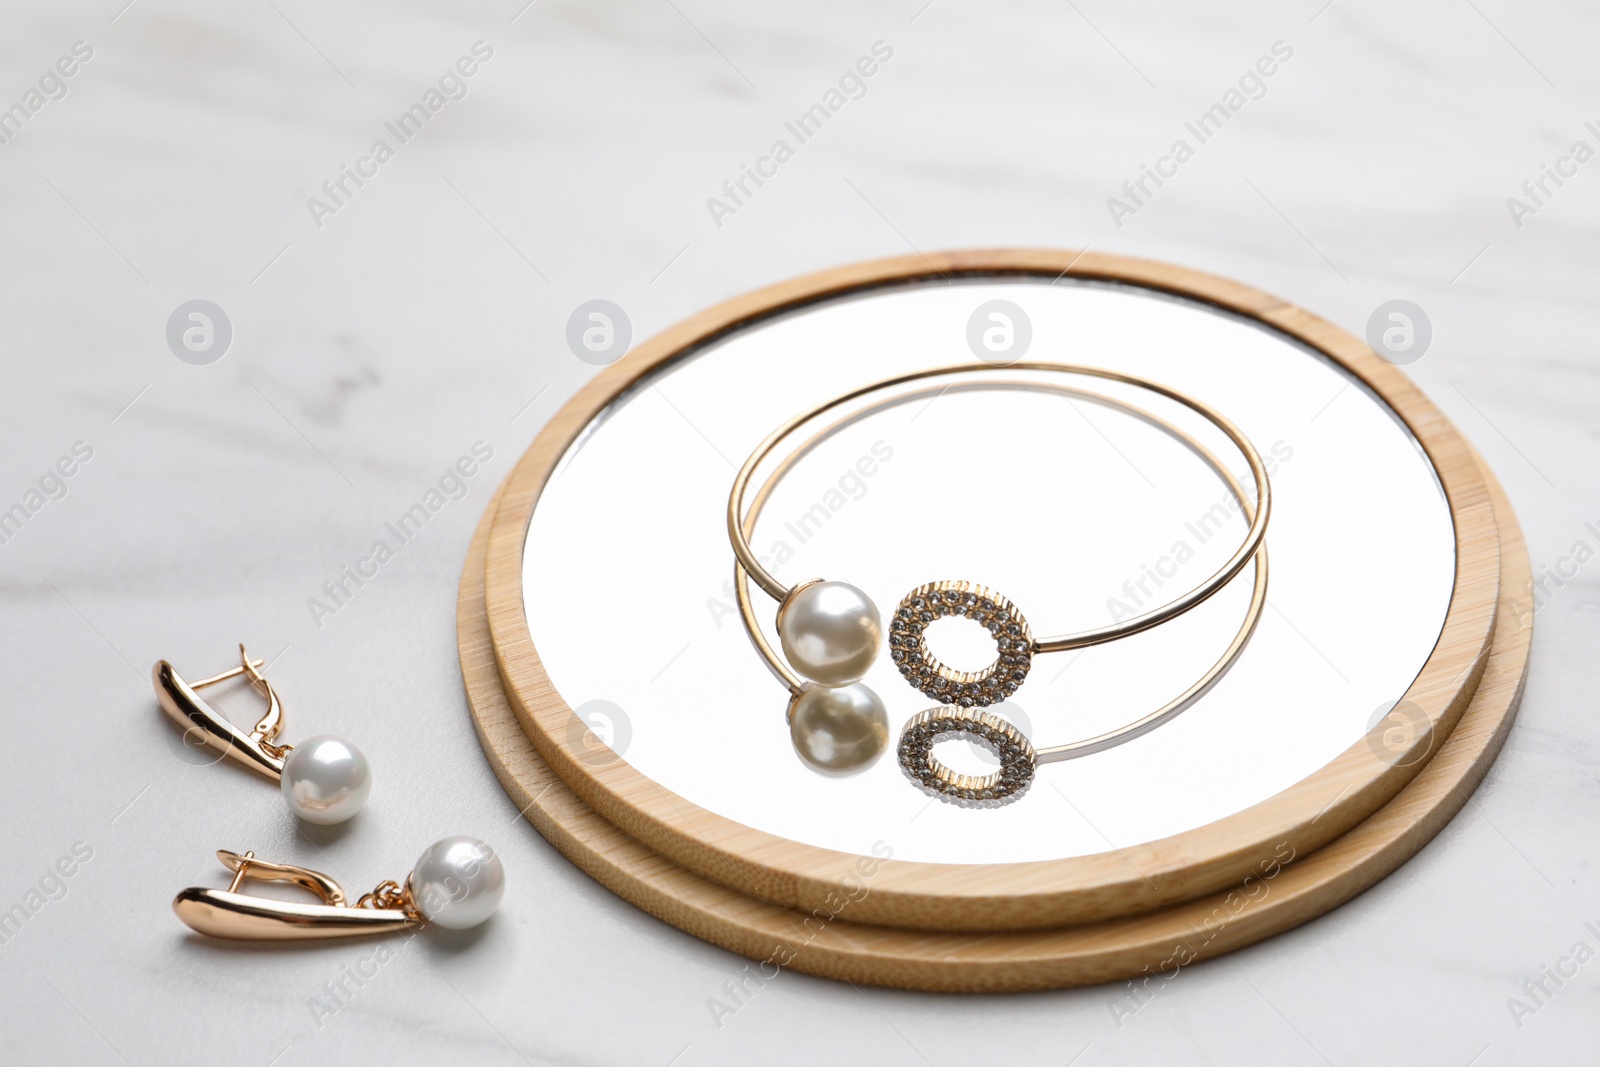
[521,276,1456,865]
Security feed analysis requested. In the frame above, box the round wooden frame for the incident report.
[481,250,1503,934]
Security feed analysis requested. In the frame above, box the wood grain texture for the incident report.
[480,250,1502,932]
[458,445,1529,992]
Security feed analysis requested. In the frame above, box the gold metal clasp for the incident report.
[152,644,290,780]
[173,850,420,940]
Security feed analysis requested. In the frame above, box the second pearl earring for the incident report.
[153,645,372,824]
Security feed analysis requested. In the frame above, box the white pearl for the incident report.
[790,683,889,775]
[778,581,882,687]
[279,735,371,825]
[408,836,505,930]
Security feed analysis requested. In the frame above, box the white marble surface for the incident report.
[0,1,1595,1064]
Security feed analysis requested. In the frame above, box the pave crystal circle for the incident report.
[896,706,1037,807]
[888,580,1033,707]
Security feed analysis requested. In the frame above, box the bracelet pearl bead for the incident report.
[776,580,883,687]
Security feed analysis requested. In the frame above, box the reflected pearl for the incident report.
[778,581,882,687]
[790,683,889,775]
[280,735,371,824]
[408,836,505,929]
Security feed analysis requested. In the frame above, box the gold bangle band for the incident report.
[731,368,1270,806]
[728,362,1271,656]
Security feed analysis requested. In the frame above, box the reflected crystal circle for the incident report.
[789,683,890,775]
[888,580,1032,707]
[777,580,883,687]
[897,706,1037,807]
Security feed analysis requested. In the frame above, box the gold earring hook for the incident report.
[152,645,293,780]
[173,851,420,940]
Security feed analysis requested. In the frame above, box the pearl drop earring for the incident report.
[173,836,505,939]
[153,644,372,824]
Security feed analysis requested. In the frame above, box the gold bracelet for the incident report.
[728,363,1270,807]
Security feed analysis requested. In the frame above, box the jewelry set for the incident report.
[153,645,504,940]
[728,361,1271,808]
[154,358,1266,942]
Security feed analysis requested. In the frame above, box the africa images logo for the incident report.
[305,41,495,229]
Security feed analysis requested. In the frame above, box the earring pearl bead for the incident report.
[789,683,890,774]
[279,735,371,824]
[777,580,883,687]
[408,836,505,929]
